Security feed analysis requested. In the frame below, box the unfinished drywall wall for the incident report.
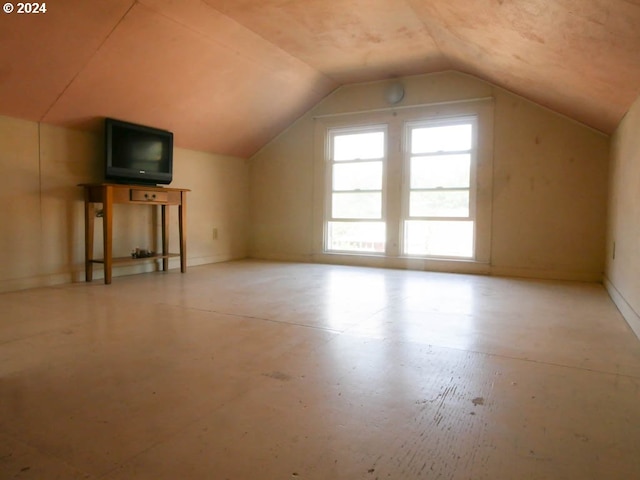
[0,116,44,287]
[491,90,609,279]
[0,114,249,292]
[172,148,249,266]
[606,92,640,338]
[249,72,609,281]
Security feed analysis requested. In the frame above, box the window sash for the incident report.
[326,126,387,253]
[402,117,477,258]
[327,126,386,220]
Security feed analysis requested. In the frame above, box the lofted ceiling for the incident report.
[1,0,639,158]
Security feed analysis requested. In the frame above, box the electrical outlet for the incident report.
[212,228,218,240]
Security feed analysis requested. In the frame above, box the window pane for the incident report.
[333,162,382,191]
[332,192,382,219]
[327,221,385,253]
[404,220,474,257]
[334,131,384,161]
[411,124,472,154]
[409,191,469,217]
[410,154,470,189]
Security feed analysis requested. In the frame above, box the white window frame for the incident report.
[401,115,479,259]
[312,98,493,271]
[324,124,388,254]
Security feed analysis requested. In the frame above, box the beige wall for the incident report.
[0,115,249,292]
[249,72,609,281]
[605,93,640,337]
[491,89,609,279]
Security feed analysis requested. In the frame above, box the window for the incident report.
[326,126,386,253]
[315,99,492,267]
[403,118,477,258]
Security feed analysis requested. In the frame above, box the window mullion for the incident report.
[409,187,470,192]
[412,150,472,157]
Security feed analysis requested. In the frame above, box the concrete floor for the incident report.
[1,260,640,479]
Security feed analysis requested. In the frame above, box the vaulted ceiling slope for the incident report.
[1,0,639,158]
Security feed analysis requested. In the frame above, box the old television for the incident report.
[104,118,173,185]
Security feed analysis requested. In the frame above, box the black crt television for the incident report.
[104,118,173,185]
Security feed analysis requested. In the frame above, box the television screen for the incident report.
[105,118,173,185]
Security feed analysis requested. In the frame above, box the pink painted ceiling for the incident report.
[1,0,639,157]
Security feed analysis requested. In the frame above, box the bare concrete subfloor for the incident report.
[1,260,639,479]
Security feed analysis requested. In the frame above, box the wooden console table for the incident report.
[80,183,189,284]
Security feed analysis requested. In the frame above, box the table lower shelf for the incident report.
[89,253,181,266]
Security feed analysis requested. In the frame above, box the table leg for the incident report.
[84,191,94,282]
[103,186,113,285]
[161,204,169,271]
[179,191,187,273]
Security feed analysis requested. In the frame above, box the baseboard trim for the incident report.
[249,253,605,281]
[604,276,640,340]
[0,271,77,293]
[489,266,603,283]
[0,254,248,293]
